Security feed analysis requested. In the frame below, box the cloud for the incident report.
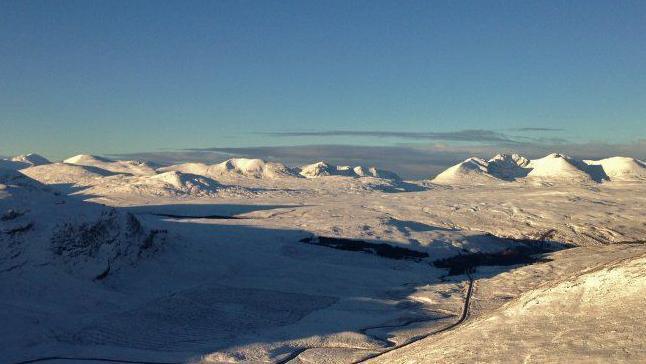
[509,127,565,132]
[261,129,519,143]
[110,150,233,166]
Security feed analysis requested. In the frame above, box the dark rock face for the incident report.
[51,209,166,279]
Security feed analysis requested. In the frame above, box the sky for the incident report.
[1,0,645,176]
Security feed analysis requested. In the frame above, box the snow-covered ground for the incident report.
[1,153,645,363]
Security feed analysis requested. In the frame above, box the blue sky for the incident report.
[1,0,645,169]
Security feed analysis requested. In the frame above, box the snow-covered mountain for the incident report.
[432,154,530,184]
[10,153,50,166]
[584,156,646,181]
[433,153,646,184]
[159,158,297,179]
[0,153,50,170]
[298,161,401,180]
[156,162,210,175]
[20,162,117,186]
[298,161,346,177]
[91,171,222,197]
[431,157,496,184]
[526,153,604,182]
[9,152,644,191]
[487,154,531,179]
[64,154,157,176]
[353,165,401,180]
[159,159,402,181]
[207,158,296,178]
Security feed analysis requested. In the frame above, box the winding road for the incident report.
[276,272,475,364]
[353,272,474,363]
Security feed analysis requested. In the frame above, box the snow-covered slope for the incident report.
[0,168,45,189]
[353,166,401,180]
[64,154,157,176]
[371,250,646,363]
[20,162,116,186]
[299,161,344,177]
[299,161,400,180]
[207,158,296,178]
[584,156,646,181]
[157,162,211,176]
[0,159,26,170]
[432,157,497,184]
[0,153,50,170]
[486,153,531,180]
[160,159,296,179]
[92,171,222,197]
[433,154,532,184]
[0,172,165,280]
[526,153,604,182]
[22,165,224,197]
[10,153,50,166]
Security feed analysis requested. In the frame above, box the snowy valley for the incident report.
[1,152,645,363]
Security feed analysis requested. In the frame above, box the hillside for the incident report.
[369,248,646,363]
[585,156,646,180]
[431,157,498,184]
[0,153,50,170]
[207,158,296,178]
[64,154,157,176]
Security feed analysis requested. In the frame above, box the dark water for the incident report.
[433,245,555,275]
[300,236,429,261]
[153,213,241,220]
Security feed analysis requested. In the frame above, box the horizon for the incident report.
[2,148,644,180]
[2,1,645,176]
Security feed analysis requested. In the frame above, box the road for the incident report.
[276,272,476,364]
[353,272,475,363]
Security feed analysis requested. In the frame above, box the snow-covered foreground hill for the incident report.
[368,245,646,363]
[1,153,645,363]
